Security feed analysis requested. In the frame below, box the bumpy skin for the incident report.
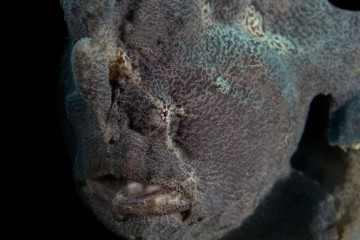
[59,0,360,239]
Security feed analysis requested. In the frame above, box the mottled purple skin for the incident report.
[60,0,360,239]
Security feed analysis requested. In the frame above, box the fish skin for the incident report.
[59,1,360,239]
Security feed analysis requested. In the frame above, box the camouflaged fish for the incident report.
[59,0,360,239]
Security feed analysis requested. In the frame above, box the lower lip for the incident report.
[84,177,191,218]
[112,189,190,216]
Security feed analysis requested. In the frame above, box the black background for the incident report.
[34,1,358,239]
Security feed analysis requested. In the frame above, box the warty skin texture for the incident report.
[59,0,360,239]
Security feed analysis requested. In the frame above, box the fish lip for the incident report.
[112,188,190,216]
[81,175,191,218]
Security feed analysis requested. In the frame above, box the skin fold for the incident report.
[59,0,360,239]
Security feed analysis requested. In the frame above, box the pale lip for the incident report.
[84,176,191,219]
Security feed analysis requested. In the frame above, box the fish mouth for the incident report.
[83,175,191,219]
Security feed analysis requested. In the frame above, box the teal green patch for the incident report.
[212,77,231,94]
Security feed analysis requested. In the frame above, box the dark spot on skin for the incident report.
[157,38,164,45]
[125,9,136,22]
[109,138,117,145]
[181,209,191,222]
